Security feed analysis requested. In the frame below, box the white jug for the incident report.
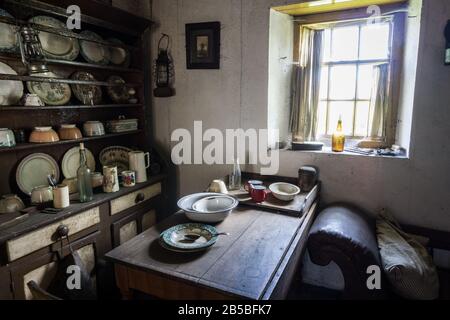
[128,151,150,183]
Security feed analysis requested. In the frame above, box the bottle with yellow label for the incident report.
[332,117,345,152]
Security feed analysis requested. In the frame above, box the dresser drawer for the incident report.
[6,207,100,262]
[110,183,161,216]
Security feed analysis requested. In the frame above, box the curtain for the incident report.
[368,63,390,139]
[290,28,324,142]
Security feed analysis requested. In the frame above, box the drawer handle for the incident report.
[56,224,69,238]
[135,193,145,204]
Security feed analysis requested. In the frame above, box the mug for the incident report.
[103,166,120,193]
[121,171,136,187]
[244,180,264,193]
[129,151,150,183]
[53,185,70,209]
[208,180,228,194]
[250,185,270,203]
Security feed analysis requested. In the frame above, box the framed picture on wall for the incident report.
[185,22,220,69]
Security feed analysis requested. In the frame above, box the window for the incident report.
[317,20,393,138]
[290,9,405,147]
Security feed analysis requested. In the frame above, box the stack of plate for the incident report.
[159,223,219,253]
[177,193,238,223]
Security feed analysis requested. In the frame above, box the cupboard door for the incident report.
[112,213,139,247]
[141,209,156,232]
[10,232,100,300]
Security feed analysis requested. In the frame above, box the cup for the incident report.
[53,185,70,209]
[103,166,119,193]
[129,151,150,183]
[121,171,136,187]
[13,129,26,144]
[250,185,270,203]
[244,180,264,193]
[208,180,228,194]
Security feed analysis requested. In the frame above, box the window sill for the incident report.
[283,146,409,160]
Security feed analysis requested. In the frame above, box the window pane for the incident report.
[355,101,370,137]
[357,64,375,100]
[360,23,390,60]
[319,66,329,100]
[331,26,359,61]
[317,101,327,136]
[327,101,354,135]
[329,65,357,100]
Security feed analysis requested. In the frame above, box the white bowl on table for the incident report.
[177,192,238,223]
[269,183,301,201]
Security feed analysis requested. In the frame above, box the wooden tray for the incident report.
[228,183,320,216]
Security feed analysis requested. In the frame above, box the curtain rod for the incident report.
[292,8,410,22]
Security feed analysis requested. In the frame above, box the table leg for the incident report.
[115,264,133,300]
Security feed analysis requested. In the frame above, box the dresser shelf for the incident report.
[0,104,143,111]
[0,130,143,154]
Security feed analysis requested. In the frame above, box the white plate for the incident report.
[80,30,110,65]
[99,146,131,173]
[16,153,60,195]
[0,9,19,53]
[62,146,96,179]
[26,72,72,106]
[0,61,23,106]
[29,16,79,61]
[107,38,130,67]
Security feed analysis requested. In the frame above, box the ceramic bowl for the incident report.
[0,194,25,214]
[31,185,53,204]
[178,193,238,223]
[0,128,16,147]
[192,195,237,213]
[83,121,105,137]
[58,124,83,140]
[29,127,59,143]
[269,183,301,202]
[62,177,78,194]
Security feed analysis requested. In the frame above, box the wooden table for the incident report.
[105,200,319,300]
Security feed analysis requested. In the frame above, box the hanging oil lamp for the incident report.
[153,34,175,97]
[18,25,49,74]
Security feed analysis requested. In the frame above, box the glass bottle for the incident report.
[332,117,345,152]
[229,158,242,191]
[77,143,93,203]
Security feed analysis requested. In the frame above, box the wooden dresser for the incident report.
[0,0,169,299]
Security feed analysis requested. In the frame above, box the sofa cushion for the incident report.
[376,210,440,300]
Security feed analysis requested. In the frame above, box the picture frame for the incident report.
[185,22,221,69]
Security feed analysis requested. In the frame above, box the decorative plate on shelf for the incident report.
[160,223,218,252]
[79,30,110,65]
[70,71,102,105]
[107,38,130,68]
[62,146,96,179]
[106,75,130,103]
[99,146,131,173]
[16,153,60,195]
[26,71,72,106]
[0,9,19,53]
[29,16,80,61]
[0,61,23,106]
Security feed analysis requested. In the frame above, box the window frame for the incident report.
[293,5,406,146]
